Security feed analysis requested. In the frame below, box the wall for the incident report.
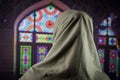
[0,28,14,80]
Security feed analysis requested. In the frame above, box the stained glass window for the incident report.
[20,45,32,74]
[17,4,62,75]
[98,15,120,80]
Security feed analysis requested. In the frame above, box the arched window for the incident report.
[98,15,120,80]
[14,0,70,78]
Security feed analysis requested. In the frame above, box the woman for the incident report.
[19,10,110,80]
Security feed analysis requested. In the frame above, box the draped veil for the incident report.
[19,10,110,80]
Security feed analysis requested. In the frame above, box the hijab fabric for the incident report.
[19,10,110,80]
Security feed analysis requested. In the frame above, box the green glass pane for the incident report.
[36,34,53,43]
[20,45,32,74]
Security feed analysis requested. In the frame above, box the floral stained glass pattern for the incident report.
[19,33,33,42]
[20,45,32,74]
[35,5,61,33]
[109,50,117,72]
[36,46,48,62]
[36,34,53,43]
[98,49,105,70]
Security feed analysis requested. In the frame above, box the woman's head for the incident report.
[53,10,93,43]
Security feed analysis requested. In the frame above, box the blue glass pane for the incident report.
[108,27,115,36]
[109,37,117,45]
[98,29,107,36]
[99,28,115,36]
[19,12,34,32]
[100,17,112,27]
